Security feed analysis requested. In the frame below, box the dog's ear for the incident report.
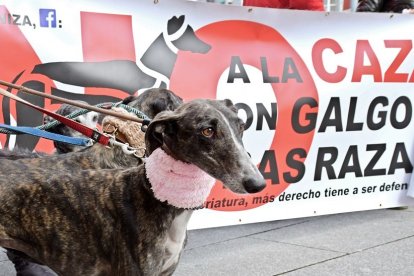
[221,99,238,114]
[145,111,180,155]
[121,95,138,105]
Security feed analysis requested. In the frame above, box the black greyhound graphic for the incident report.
[2,15,211,151]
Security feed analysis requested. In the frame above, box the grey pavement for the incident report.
[1,207,414,275]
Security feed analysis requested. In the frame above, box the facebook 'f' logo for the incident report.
[39,9,57,28]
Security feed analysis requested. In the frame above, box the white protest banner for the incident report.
[1,0,414,229]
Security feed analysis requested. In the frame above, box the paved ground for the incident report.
[1,207,414,275]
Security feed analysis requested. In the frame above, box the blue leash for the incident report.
[0,124,93,147]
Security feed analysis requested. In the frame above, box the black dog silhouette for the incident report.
[3,15,210,151]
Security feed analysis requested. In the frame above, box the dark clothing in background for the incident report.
[356,0,414,12]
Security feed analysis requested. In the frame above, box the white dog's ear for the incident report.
[145,110,180,155]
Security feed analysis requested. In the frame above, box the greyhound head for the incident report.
[122,88,183,119]
[145,99,266,194]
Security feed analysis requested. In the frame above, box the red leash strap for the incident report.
[0,87,111,146]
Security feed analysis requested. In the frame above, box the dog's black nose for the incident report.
[243,177,266,193]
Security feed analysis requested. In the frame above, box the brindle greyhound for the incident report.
[1,87,183,275]
[0,99,265,275]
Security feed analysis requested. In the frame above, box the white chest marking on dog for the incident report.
[162,210,193,273]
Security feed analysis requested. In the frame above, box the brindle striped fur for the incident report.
[0,99,266,275]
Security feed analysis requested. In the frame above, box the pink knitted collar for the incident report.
[145,148,216,209]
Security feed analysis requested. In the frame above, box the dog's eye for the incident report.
[201,127,214,138]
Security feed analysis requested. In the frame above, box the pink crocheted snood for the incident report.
[145,148,216,209]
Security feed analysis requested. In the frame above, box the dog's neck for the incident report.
[145,148,215,209]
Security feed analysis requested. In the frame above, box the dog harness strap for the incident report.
[0,87,111,146]
[0,124,93,147]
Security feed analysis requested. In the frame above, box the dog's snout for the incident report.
[243,177,266,193]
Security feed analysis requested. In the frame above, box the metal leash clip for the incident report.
[133,147,146,159]
[109,139,139,155]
